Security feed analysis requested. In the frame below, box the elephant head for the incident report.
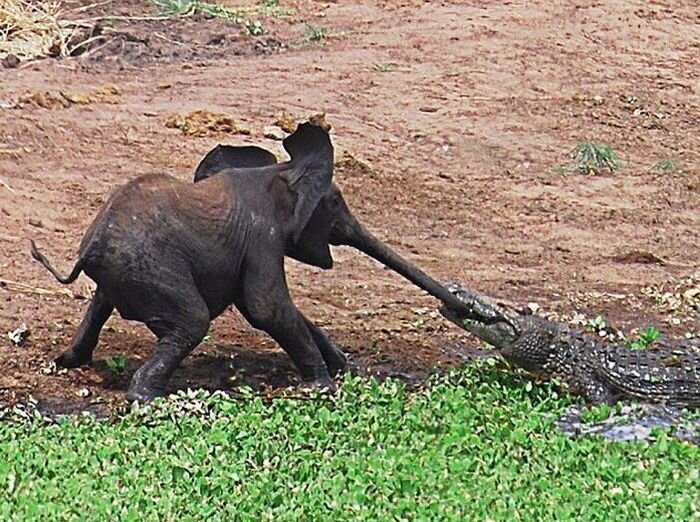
[194,126,487,319]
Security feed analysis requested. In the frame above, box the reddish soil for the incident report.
[1,0,698,415]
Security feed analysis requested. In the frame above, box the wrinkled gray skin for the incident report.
[31,124,484,402]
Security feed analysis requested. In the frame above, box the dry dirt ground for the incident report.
[1,0,698,415]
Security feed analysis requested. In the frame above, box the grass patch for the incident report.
[153,0,285,20]
[304,23,326,43]
[556,142,620,175]
[152,0,286,34]
[373,62,394,72]
[652,158,677,173]
[1,366,699,520]
[570,141,620,174]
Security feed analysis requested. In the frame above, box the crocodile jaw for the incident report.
[439,304,519,349]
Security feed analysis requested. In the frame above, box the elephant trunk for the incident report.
[338,217,495,322]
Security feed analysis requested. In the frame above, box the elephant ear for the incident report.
[281,122,334,243]
[194,145,278,182]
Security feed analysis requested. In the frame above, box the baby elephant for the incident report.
[32,123,484,402]
[32,124,346,401]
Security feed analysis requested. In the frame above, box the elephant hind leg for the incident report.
[127,297,210,403]
[55,286,114,368]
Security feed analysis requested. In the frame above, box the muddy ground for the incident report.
[1,0,698,415]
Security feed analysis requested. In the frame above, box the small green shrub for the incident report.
[569,142,620,174]
[652,158,677,173]
[244,20,265,36]
[152,0,283,26]
[304,23,326,42]
[105,354,127,375]
[626,325,661,350]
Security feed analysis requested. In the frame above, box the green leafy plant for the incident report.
[244,19,265,36]
[626,325,661,350]
[584,314,608,334]
[105,354,127,375]
[367,340,382,352]
[569,142,620,174]
[153,0,193,15]
[1,366,698,520]
[580,402,615,423]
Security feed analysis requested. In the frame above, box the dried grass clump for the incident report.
[0,0,75,60]
[165,109,251,137]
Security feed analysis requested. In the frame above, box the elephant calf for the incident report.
[32,123,483,401]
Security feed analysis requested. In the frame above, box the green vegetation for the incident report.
[627,325,661,351]
[558,142,620,175]
[1,365,698,520]
[151,0,284,29]
[581,316,661,350]
[304,23,327,43]
[366,340,383,352]
[154,0,240,19]
[583,314,612,337]
[652,158,677,173]
[578,401,615,424]
[105,354,128,375]
[244,19,265,36]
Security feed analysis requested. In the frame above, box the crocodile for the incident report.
[439,282,700,408]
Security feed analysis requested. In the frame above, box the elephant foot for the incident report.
[325,347,348,378]
[127,364,169,402]
[126,382,165,403]
[301,376,338,394]
[55,349,92,369]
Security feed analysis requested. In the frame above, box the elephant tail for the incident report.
[30,240,85,285]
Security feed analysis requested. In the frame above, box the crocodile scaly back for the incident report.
[596,346,700,408]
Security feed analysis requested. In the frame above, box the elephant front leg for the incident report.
[238,273,335,391]
[266,312,337,392]
[302,316,347,378]
[55,286,114,368]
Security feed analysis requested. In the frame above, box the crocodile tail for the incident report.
[30,240,84,285]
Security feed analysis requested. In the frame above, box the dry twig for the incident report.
[0,178,16,194]
[0,278,75,299]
